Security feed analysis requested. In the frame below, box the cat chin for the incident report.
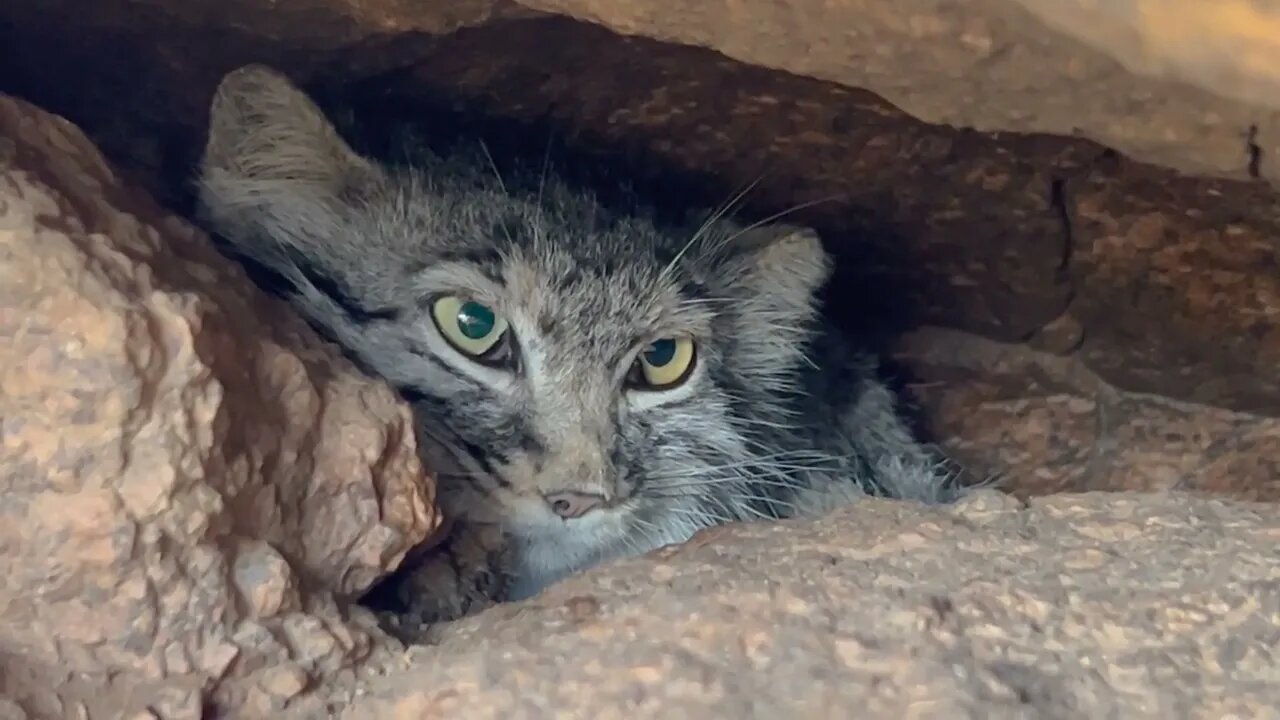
[502,508,637,601]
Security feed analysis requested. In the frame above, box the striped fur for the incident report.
[195,65,960,631]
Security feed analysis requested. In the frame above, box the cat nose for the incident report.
[545,491,605,519]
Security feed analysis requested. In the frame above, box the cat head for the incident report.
[196,65,832,571]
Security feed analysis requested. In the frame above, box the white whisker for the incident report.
[659,175,764,282]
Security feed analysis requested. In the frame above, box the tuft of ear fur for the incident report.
[202,64,373,187]
[711,223,831,383]
[196,64,385,277]
[725,223,831,310]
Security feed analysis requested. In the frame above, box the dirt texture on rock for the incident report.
[0,94,436,718]
[515,0,1280,186]
[343,490,1280,719]
[897,328,1280,501]
[2,0,1277,189]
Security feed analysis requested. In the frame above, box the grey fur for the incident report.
[196,65,960,601]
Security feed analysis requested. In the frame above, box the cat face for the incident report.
[196,65,832,584]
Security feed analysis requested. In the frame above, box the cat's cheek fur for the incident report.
[196,64,959,629]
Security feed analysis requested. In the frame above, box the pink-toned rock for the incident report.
[514,0,1280,186]
[340,490,1280,719]
[0,93,438,717]
[2,8,1280,717]
[899,326,1280,501]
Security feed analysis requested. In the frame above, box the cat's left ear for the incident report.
[196,64,387,268]
[724,223,832,308]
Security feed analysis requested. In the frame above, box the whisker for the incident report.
[715,193,845,252]
[475,139,515,244]
[617,529,644,557]
[676,296,737,305]
[662,505,732,525]
[534,130,554,240]
[718,391,804,417]
[477,139,508,196]
[659,174,764,281]
[729,417,805,432]
[646,467,804,487]
[642,483,799,501]
[632,517,683,550]
[416,425,509,488]
[731,491,802,511]
[648,453,852,480]
[629,515,662,535]
[645,472,808,489]
[684,447,851,466]
[721,498,773,520]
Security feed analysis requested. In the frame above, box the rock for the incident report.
[2,0,526,86]
[2,0,1277,198]
[515,0,1279,187]
[897,327,1280,501]
[0,0,537,189]
[0,94,438,716]
[0,0,532,212]
[340,490,1280,719]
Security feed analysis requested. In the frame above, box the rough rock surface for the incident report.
[516,0,1280,187]
[3,0,1277,188]
[343,490,1280,719]
[0,94,437,717]
[898,328,1280,501]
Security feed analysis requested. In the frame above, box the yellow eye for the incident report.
[430,296,509,359]
[634,336,696,389]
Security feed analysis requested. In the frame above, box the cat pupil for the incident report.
[644,339,677,367]
[457,301,496,340]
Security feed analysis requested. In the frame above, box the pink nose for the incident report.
[545,491,605,519]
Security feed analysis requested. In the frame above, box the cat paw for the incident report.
[369,520,511,642]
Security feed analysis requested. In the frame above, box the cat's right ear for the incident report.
[196,64,384,260]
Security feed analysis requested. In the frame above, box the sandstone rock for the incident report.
[516,0,1280,187]
[3,0,1277,196]
[0,0,531,210]
[2,0,526,84]
[897,327,1280,501]
[341,490,1280,719]
[0,94,437,716]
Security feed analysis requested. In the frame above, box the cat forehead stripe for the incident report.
[195,64,959,621]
